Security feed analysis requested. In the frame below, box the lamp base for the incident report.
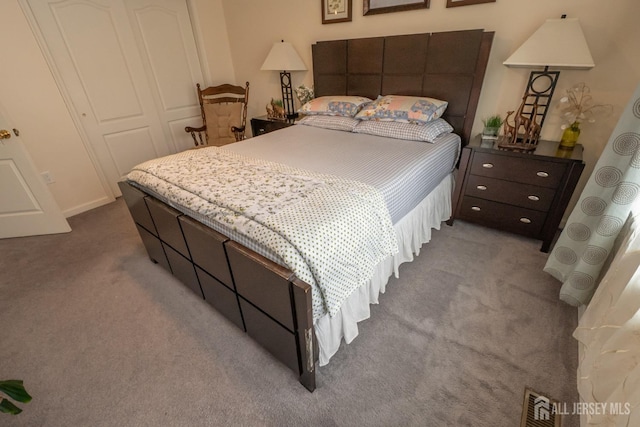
[522,66,560,128]
[500,66,558,152]
[280,71,297,119]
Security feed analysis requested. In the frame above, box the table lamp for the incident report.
[502,16,594,147]
[261,41,307,119]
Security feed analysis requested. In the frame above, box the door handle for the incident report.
[0,129,11,139]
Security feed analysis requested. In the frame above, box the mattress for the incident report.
[227,124,460,223]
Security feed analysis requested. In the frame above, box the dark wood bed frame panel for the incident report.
[119,29,493,392]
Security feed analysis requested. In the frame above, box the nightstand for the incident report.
[250,115,297,137]
[450,137,585,252]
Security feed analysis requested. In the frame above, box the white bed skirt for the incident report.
[314,173,454,366]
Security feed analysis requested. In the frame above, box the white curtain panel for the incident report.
[571,209,640,426]
[544,83,640,306]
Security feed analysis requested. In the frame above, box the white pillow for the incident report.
[353,118,453,143]
[298,115,360,132]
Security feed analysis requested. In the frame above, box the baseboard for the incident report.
[63,195,114,218]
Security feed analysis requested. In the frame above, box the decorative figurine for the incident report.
[266,98,286,120]
[499,94,542,151]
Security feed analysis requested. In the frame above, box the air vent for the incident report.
[520,388,561,427]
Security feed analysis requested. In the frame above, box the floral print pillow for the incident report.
[299,96,372,117]
[355,95,448,124]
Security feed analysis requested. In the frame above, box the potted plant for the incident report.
[482,114,503,138]
[0,380,31,415]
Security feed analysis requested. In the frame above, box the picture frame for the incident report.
[446,0,495,8]
[322,0,352,24]
[363,0,429,16]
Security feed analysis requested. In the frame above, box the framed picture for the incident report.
[446,0,495,7]
[322,0,352,24]
[363,0,429,16]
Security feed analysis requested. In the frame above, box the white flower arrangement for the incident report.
[295,84,314,106]
[557,82,612,129]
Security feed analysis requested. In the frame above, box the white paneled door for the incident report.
[0,105,70,238]
[24,0,204,196]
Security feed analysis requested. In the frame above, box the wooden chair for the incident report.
[185,82,249,147]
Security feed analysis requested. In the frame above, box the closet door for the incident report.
[24,0,203,196]
[125,0,203,153]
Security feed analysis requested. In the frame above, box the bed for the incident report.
[118,29,493,392]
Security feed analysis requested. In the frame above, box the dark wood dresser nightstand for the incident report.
[250,115,298,137]
[450,137,585,252]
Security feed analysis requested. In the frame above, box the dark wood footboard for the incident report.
[118,181,317,391]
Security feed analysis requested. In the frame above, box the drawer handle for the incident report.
[528,195,540,201]
[520,217,532,224]
[536,171,549,178]
[471,206,481,212]
[476,185,487,191]
[482,163,494,169]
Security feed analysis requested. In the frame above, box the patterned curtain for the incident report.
[544,83,640,306]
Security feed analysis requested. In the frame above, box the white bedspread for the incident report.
[127,148,397,319]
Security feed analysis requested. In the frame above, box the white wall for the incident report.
[188,0,236,86]
[221,0,640,219]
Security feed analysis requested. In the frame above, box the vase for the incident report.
[560,122,581,149]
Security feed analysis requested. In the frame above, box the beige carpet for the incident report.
[0,198,579,426]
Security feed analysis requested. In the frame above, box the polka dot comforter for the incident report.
[127,147,398,319]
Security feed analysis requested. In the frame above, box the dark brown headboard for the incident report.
[312,30,494,145]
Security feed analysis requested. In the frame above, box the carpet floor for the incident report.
[0,198,578,426]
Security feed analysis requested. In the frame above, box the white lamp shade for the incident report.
[260,41,307,72]
[503,18,594,69]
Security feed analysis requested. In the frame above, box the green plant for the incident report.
[0,380,32,415]
[482,114,503,129]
